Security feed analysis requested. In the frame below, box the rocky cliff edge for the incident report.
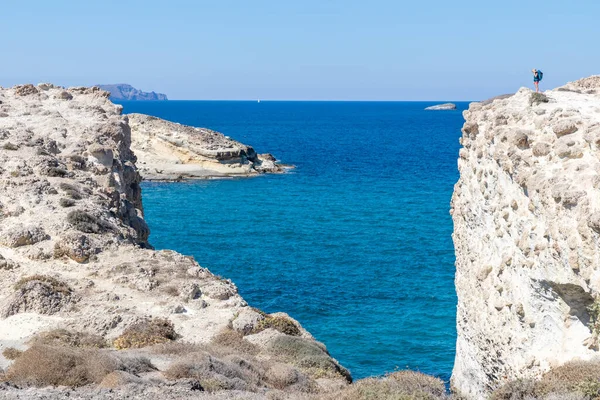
[452,76,600,398]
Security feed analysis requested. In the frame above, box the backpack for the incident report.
[538,70,543,81]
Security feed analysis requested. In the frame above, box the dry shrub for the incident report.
[211,329,260,356]
[113,318,177,349]
[5,345,118,387]
[164,352,264,392]
[252,316,301,336]
[32,329,107,348]
[265,363,315,393]
[162,285,180,297]
[321,371,446,400]
[150,341,203,356]
[59,183,82,200]
[67,210,112,234]
[59,198,76,208]
[491,360,600,400]
[2,347,23,360]
[15,275,71,296]
[266,336,351,382]
[530,92,549,106]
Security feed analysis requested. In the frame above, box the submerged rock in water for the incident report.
[425,103,456,110]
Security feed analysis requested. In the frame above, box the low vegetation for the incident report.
[2,347,23,360]
[4,344,155,388]
[31,329,107,349]
[59,182,82,200]
[530,92,549,106]
[266,335,351,381]
[252,315,301,336]
[67,210,112,234]
[14,275,71,296]
[113,318,177,349]
[321,371,448,400]
[211,329,260,356]
[491,360,600,400]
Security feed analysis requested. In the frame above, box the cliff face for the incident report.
[97,84,168,101]
[0,84,348,397]
[451,76,600,398]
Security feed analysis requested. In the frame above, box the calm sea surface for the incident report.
[118,100,468,381]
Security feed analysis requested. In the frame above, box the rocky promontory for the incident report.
[0,84,350,399]
[129,114,286,180]
[452,76,600,398]
[97,84,168,101]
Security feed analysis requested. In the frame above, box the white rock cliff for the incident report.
[0,84,347,398]
[451,76,600,398]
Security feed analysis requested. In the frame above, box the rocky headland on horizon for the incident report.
[97,84,168,101]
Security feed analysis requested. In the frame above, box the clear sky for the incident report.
[2,0,599,100]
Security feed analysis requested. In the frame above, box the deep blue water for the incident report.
[118,100,467,382]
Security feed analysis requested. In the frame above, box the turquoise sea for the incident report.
[118,100,468,382]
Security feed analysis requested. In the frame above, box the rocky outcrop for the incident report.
[97,84,168,101]
[0,84,347,397]
[425,103,457,110]
[451,76,600,398]
[129,113,287,180]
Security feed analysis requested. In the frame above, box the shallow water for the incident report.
[119,100,467,381]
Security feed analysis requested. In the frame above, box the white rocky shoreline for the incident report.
[0,84,349,399]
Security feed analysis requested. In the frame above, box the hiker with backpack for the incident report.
[532,69,543,92]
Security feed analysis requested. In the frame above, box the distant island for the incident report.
[96,83,168,101]
[425,103,456,110]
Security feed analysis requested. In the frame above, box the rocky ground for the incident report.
[129,113,288,181]
[451,76,600,398]
[0,84,347,399]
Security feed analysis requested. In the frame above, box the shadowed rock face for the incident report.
[451,76,600,399]
[97,84,168,101]
[0,84,348,397]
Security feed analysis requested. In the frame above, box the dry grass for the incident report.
[164,352,265,392]
[2,347,23,360]
[162,285,180,297]
[491,360,600,400]
[113,318,177,349]
[67,210,112,234]
[59,183,82,200]
[5,345,118,387]
[14,275,71,296]
[252,316,301,336]
[266,336,351,382]
[211,329,260,356]
[31,329,107,349]
[320,371,447,400]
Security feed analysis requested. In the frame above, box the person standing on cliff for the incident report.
[532,69,543,93]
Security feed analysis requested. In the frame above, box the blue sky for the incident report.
[2,0,599,100]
